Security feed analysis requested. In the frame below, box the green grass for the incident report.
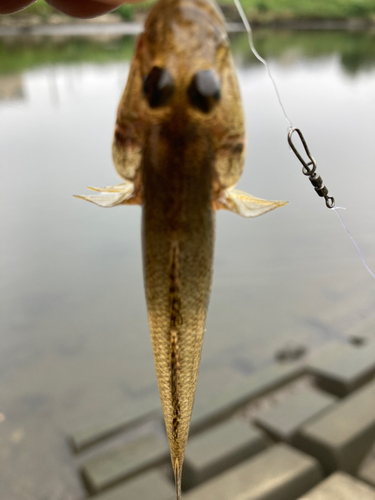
[116,2,155,20]
[116,5,135,20]
[225,0,375,21]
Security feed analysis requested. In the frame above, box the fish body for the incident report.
[138,2,244,491]
[76,0,287,497]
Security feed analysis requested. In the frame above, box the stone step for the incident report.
[297,471,375,500]
[81,432,169,494]
[182,419,270,489]
[92,469,175,500]
[190,362,305,434]
[308,341,375,396]
[254,386,336,442]
[293,378,375,474]
[347,316,375,344]
[184,443,322,500]
[69,396,160,453]
[298,280,374,335]
[358,454,375,488]
[70,362,303,454]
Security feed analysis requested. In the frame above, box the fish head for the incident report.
[113,0,245,191]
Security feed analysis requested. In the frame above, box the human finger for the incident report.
[0,0,145,18]
[45,0,142,19]
[0,0,36,15]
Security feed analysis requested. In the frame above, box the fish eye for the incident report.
[143,66,174,108]
[187,69,221,114]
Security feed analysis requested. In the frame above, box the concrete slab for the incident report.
[293,378,375,474]
[182,420,269,489]
[81,432,169,493]
[359,456,375,488]
[308,341,375,396]
[184,443,322,500]
[93,470,175,500]
[194,364,249,403]
[297,471,375,500]
[69,396,160,452]
[348,317,375,342]
[254,386,336,442]
[190,362,305,434]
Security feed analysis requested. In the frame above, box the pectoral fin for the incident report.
[74,181,141,208]
[216,189,288,218]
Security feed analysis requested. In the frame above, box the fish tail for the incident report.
[174,457,182,500]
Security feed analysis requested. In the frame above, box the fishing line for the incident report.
[232,0,293,128]
[231,0,375,280]
[333,207,375,279]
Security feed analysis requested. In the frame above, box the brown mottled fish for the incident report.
[76,0,287,497]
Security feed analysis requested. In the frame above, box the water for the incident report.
[0,31,375,499]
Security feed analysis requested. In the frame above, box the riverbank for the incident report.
[1,18,375,39]
[1,0,375,28]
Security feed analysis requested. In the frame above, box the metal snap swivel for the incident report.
[288,127,335,209]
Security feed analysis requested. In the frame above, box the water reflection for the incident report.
[0,30,374,500]
[0,73,23,100]
[0,35,135,76]
[231,30,375,75]
[1,30,374,105]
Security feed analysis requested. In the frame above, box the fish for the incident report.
[75,0,287,497]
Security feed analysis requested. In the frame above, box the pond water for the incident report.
[0,30,375,499]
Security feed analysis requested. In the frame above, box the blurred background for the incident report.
[1,1,375,499]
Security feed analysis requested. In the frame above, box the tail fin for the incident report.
[174,458,182,500]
